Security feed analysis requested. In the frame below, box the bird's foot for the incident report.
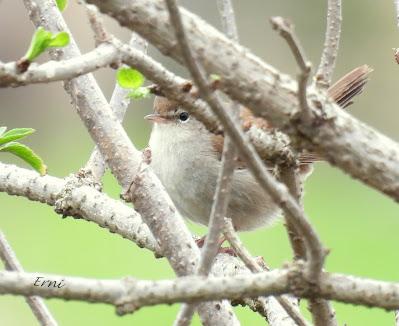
[195,236,206,248]
[194,235,236,256]
[218,247,237,256]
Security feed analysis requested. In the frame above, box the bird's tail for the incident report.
[327,64,373,109]
[299,65,373,164]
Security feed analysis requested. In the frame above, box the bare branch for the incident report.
[279,167,307,259]
[87,0,399,202]
[174,136,237,325]
[2,267,399,312]
[0,232,58,326]
[216,0,239,41]
[85,4,110,45]
[279,166,337,326]
[315,0,342,88]
[223,219,262,272]
[0,162,158,253]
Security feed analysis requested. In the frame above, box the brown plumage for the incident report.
[213,65,372,164]
[328,64,372,109]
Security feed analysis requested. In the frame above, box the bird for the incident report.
[145,65,372,232]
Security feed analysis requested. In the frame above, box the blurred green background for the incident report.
[1,0,399,325]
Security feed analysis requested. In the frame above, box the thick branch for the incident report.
[87,0,399,202]
[0,162,158,253]
[2,268,399,312]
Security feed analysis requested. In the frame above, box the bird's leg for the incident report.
[195,235,206,248]
[195,235,237,256]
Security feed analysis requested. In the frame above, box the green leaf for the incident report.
[55,0,68,11]
[0,142,47,175]
[210,74,221,81]
[117,68,145,89]
[128,87,150,99]
[0,127,7,137]
[47,32,69,48]
[25,27,53,61]
[24,27,70,61]
[0,128,35,146]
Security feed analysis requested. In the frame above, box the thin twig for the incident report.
[271,15,337,326]
[315,0,342,88]
[270,16,312,118]
[174,138,237,325]
[174,2,240,324]
[0,232,58,326]
[279,167,307,260]
[396,0,399,27]
[85,4,110,45]
[216,0,239,41]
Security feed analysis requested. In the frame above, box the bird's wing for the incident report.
[210,65,373,165]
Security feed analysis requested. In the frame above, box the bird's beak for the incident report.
[144,114,168,123]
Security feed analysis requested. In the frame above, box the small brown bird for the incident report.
[145,65,372,231]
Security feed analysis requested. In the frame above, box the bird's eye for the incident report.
[178,111,190,122]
